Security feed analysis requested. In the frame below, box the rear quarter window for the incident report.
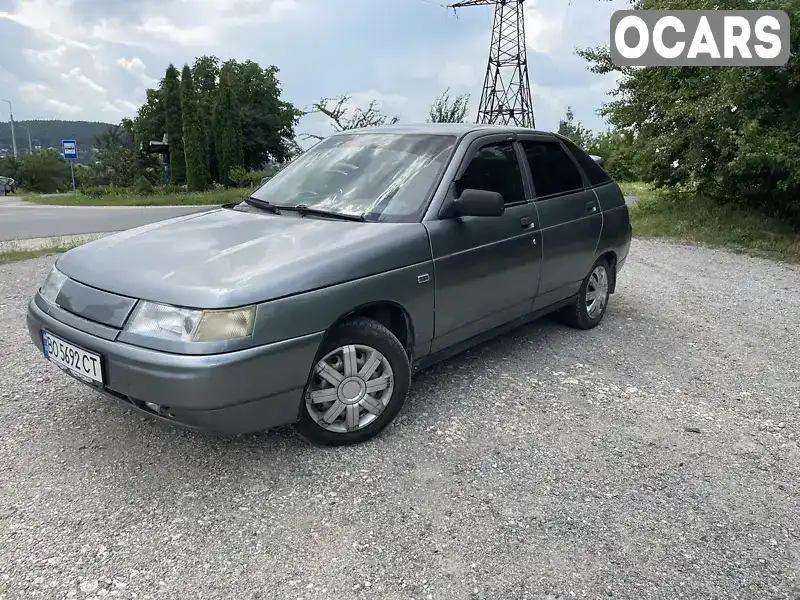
[560,138,611,187]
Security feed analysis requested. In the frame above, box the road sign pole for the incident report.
[61,140,78,193]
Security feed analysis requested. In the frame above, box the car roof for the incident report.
[333,122,558,138]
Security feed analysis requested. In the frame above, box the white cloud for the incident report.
[139,16,213,46]
[22,44,68,66]
[19,83,51,103]
[117,57,158,87]
[524,4,569,53]
[61,67,106,94]
[102,99,140,114]
[18,82,81,116]
[45,99,81,115]
[0,0,97,50]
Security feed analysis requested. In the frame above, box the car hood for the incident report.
[56,208,432,308]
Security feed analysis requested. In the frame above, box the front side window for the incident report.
[521,140,584,198]
[248,133,457,222]
[457,142,525,205]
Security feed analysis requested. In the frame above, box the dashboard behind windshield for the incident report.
[248,132,458,222]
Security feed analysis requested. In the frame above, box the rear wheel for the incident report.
[559,257,612,330]
[294,317,411,446]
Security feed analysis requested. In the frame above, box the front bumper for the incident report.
[27,299,324,435]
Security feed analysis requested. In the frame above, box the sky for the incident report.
[0,0,629,142]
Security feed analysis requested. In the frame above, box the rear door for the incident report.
[518,136,603,310]
[425,136,543,352]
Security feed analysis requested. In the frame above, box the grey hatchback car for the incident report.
[27,124,632,446]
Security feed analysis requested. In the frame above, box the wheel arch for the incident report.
[323,301,416,360]
[596,249,618,293]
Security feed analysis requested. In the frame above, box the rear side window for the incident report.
[458,141,525,205]
[560,137,611,186]
[520,140,584,198]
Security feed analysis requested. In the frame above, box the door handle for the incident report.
[586,201,598,214]
[520,215,534,228]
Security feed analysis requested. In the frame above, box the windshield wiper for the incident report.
[273,204,366,222]
[244,196,281,214]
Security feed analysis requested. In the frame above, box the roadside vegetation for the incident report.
[0,237,89,265]
[0,247,73,264]
[620,182,800,264]
[24,186,252,207]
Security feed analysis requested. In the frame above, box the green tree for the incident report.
[557,106,593,149]
[130,55,301,184]
[88,121,141,187]
[586,130,642,183]
[427,88,470,123]
[213,66,244,187]
[163,64,186,186]
[192,55,220,181]
[132,87,166,149]
[578,0,800,225]
[181,64,209,191]
[224,60,303,167]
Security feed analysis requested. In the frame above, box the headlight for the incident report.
[125,301,256,343]
[39,265,68,305]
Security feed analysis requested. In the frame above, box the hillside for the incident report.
[0,119,113,161]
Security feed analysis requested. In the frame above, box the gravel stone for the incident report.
[1,239,799,600]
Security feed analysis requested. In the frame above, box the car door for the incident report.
[425,136,543,353]
[518,136,603,311]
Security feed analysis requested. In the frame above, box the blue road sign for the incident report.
[62,140,78,160]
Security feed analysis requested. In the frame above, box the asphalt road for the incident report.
[0,196,640,242]
[0,199,213,242]
[1,239,798,599]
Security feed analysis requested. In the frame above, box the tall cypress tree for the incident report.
[163,64,186,186]
[213,66,244,187]
[180,65,208,191]
[192,56,220,183]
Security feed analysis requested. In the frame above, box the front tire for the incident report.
[559,257,612,330]
[294,317,411,446]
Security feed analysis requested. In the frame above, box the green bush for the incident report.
[77,186,129,198]
[79,186,109,198]
[133,176,155,195]
[160,183,184,195]
[12,150,72,193]
[228,166,248,188]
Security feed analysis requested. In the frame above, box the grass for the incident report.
[0,246,75,264]
[0,235,105,265]
[23,187,253,207]
[622,181,800,264]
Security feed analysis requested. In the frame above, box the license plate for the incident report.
[41,330,104,384]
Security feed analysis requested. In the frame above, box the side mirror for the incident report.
[452,188,505,218]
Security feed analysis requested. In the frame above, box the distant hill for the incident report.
[0,119,114,162]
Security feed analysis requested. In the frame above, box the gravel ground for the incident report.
[1,238,799,600]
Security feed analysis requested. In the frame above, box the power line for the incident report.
[448,0,535,128]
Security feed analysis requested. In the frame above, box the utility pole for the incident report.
[1,99,18,157]
[447,0,535,128]
[17,124,33,154]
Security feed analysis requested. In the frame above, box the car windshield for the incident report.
[247,132,457,222]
